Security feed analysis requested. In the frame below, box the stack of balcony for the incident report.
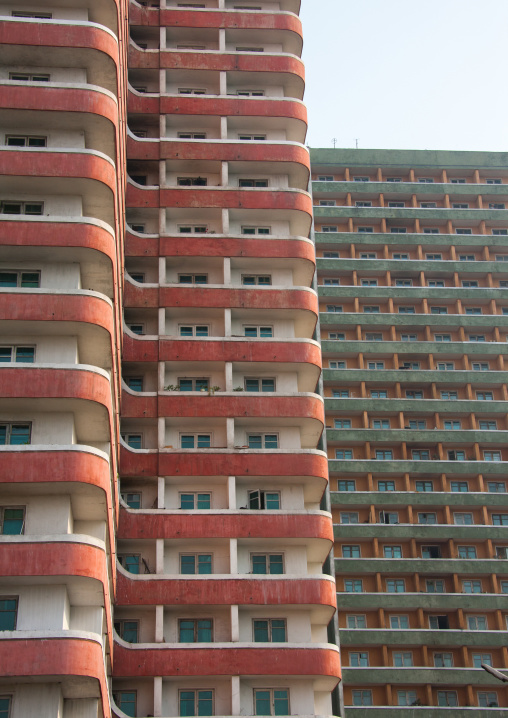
[115,2,340,718]
[0,1,127,716]
[312,148,508,715]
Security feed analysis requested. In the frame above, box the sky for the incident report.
[301,0,508,153]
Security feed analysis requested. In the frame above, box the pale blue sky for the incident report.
[301,0,508,152]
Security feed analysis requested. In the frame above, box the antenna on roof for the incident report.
[355,139,359,149]
[332,138,337,148]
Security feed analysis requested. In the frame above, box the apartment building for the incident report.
[0,0,128,716]
[115,2,340,718]
[312,148,508,715]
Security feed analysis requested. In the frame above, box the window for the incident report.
[178,177,208,187]
[359,253,377,259]
[365,333,383,341]
[340,512,359,524]
[421,546,441,559]
[360,279,377,286]
[323,278,340,286]
[378,477,396,488]
[238,134,266,142]
[347,615,366,628]
[368,362,385,370]
[488,482,505,492]
[6,134,46,147]
[180,434,211,449]
[180,690,214,717]
[393,652,413,667]
[401,334,417,342]
[431,306,447,314]
[254,688,289,716]
[493,228,508,235]
[469,334,486,342]
[178,274,208,284]
[386,579,405,593]
[239,179,268,188]
[179,325,209,337]
[334,419,352,429]
[322,226,338,233]
[329,333,345,341]
[458,546,476,559]
[349,652,369,667]
[393,253,409,260]
[444,420,461,430]
[472,363,490,371]
[0,346,35,363]
[343,545,361,558]
[357,226,373,233]
[12,10,52,17]
[244,326,273,338]
[460,254,476,261]
[371,390,388,398]
[178,88,207,95]
[468,615,487,630]
[248,434,278,449]
[479,420,497,431]
[398,307,416,314]
[407,420,426,430]
[387,177,402,182]
[375,450,393,460]
[9,73,50,83]
[452,202,469,209]
[496,548,508,560]
[436,362,454,370]
[248,490,280,510]
[130,224,145,233]
[426,579,445,593]
[484,451,502,462]
[406,390,423,398]
[394,278,412,286]
[0,598,17,630]
[338,480,356,491]
[478,692,499,708]
[179,618,213,642]
[418,512,436,524]
[472,653,492,669]
[451,481,468,492]
[434,653,453,667]
[323,251,339,258]
[178,378,210,392]
[329,361,346,370]
[428,280,444,287]
[178,132,207,139]
[253,619,286,642]
[429,615,449,630]
[0,423,30,445]
[466,307,482,315]
[114,692,136,717]
[412,450,430,461]
[236,46,264,52]
[421,202,437,209]
[245,378,275,392]
[448,450,465,461]
[353,177,369,182]
[122,433,142,449]
[462,280,479,287]
[0,270,40,287]
[389,615,409,629]
[487,179,502,184]
[0,507,24,535]
[251,554,283,574]
[437,388,462,406]
[380,511,399,524]
[397,691,418,707]
[454,513,473,525]
[388,201,405,208]
[492,514,508,525]
[426,253,442,260]
[345,580,363,593]
[362,305,379,313]
[114,620,139,643]
[489,203,505,210]
[423,227,439,233]
[435,334,451,342]
[352,690,372,707]
[415,481,433,492]
[335,450,353,460]
[477,391,494,401]
[180,493,211,510]
[118,554,141,574]
[326,305,343,313]
[241,226,271,235]
[319,200,335,206]
[180,554,212,575]
[437,691,458,707]
[418,178,435,183]
[317,176,334,182]
[456,228,473,234]
[383,545,402,558]
[496,255,508,262]
[451,178,466,184]
[391,227,407,234]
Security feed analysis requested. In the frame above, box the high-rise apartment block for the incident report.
[312,148,508,715]
[0,1,341,717]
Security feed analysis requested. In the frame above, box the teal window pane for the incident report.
[2,508,24,535]
[181,435,195,448]
[180,691,196,716]
[255,690,271,715]
[126,434,142,449]
[197,619,212,642]
[20,272,40,288]
[197,435,211,448]
[248,435,262,449]
[0,349,11,362]
[180,327,193,336]
[116,692,136,717]
[9,425,30,445]
[179,379,193,391]
[179,620,196,642]
[242,276,256,285]
[124,555,140,574]
[15,347,34,363]
[0,273,17,287]
[179,275,193,283]
[122,621,139,643]
[197,494,211,509]
[269,555,283,574]
[258,276,271,285]
[245,379,260,392]
[259,327,273,337]
[126,377,143,391]
[0,427,6,444]
[198,555,212,574]
[257,228,270,235]
[124,493,141,509]
[253,620,269,642]
[271,620,286,642]
[194,275,207,284]
[265,493,280,510]
[180,494,195,509]
[195,326,209,336]
[0,599,17,630]
[244,327,257,337]
[273,690,289,715]
[197,690,213,716]
[261,379,275,391]
[181,555,196,574]
[195,379,209,391]
[0,697,10,718]
[264,435,278,449]
[252,555,267,574]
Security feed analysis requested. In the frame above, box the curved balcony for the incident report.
[334,524,508,542]
[0,631,110,716]
[119,508,332,543]
[159,8,302,35]
[114,641,340,680]
[158,234,315,264]
[116,568,337,610]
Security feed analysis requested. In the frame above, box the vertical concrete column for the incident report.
[225,362,233,392]
[223,257,231,286]
[158,360,165,392]
[227,476,236,509]
[224,307,232,337]
[422,644,429,667]
[229,538,237,574]
[221,161,229,187]
[219,71,227,96]
[230,605,239,641]
[158,417,165,449]
[220,117,228,140]
[156,538,164,574]
[226,417,235,448]
[154,676,163,717]
[219,28,226,51]
[231,675,241,715]
[158,307,166,336]
[159,157,166,188]
[222,207,229,234]
[155,605,164,642]
[424,684,433,707]
[158,477,165,508]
